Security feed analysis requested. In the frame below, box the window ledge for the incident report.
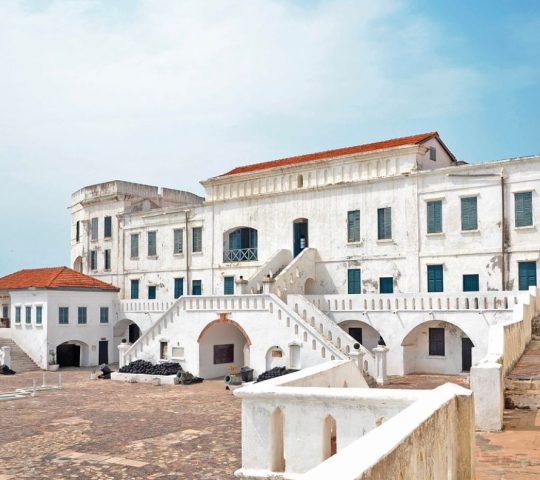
[104,269,111,273]
[346,241,364,246]
[426,232,444,237]
[427,355,446,359]
[376,239,394,244]
[173,253,184,257]
[130,257,139,261]
[461,229,480,234]
[515,225,535,231]
[171,357,185,361]
[192,251,203,256]
[103,236,112,241]
[147,255,158,260]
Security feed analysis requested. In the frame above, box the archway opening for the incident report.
[114,319,142,344]
[339,320,385,352]
[401,320,475,374]
[293,218,308,257]
[270,407,285,472]
[304,278,317,294]
[323,415,337,460]
[56,340,89,367]
[266,346,285,371]
[73,256,83,273]
[198,319,251,379]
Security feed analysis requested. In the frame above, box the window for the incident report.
[427,200,442,234]
[377,207,392,240]
[427,265,444,292]
[429,328,445,356]
[15,306,21,323]
[2,305,8,319]
[100,307,109,324]
[91,217,98,241]
[515,191,533,227]
[36,306,42,325]
[104,216,112,238]
[131,279,140,299]
[518,261,537,291]
[25,306,31,324]
[214,344,234,364]
[297,175,304,188]
[463,274,480,292]
[148,286,156,299]
[379,277,394,294]
[173,228,184,254]
[147,231,157,256]
[225,227,258,261]
[160,341,169,360]
[130,234,139,258]
[192,227,202,253]
[90,250,97,270]
[348,269,361,294]
[59,307,69,324]
[174,278,184,299]
[104,249,111,270]
[192,279,202,295]
[76,221,80,242]
[461,197,478,231]
[78,307,87,324]
[429,146,437,161]
[347,210,361,243]
[224,276,234,295]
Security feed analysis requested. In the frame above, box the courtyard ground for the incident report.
[0,370,538,479]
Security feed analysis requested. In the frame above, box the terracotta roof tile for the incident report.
[0,267,119,292]
[219,132,439,177]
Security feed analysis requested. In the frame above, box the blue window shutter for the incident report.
[380,277,394,293]
[224,276,234,295]
[461,197,478,230]
[347,210,360,242]
[519,262,537,290]
[148,286,156,299]
[427,201,442,233]
[192,280,202,295]
[174,278,184,299]
[378,208,391,240]
[427,265,443,292]
[463,274,479,292]
[348,269,361,294]
[515,192,533,227]
[131,280,139,299]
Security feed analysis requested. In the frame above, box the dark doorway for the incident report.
[462,337,474,371]
[293,219,308,257]
[57,344,81,367]
[99,340,109,364]
[348,327,363,344]
[129,323,141,343]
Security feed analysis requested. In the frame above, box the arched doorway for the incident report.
[293,218,308,257]
[224,227,258,262]
[338,320,385,352]
[73,256,83,273]
[266,346,285,371]
[401,320,475,374]
[304,278,317,294]
[56,340,89,367]
[197,318,251,379]
[114,319,142,344]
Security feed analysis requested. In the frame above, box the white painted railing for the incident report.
[289,294,375,374]
[306,291,521,313]
[243,249,292,294]
[117,299,174,314]
[273,248,316,299]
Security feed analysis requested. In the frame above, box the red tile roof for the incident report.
[219,132,440,177]
[0,267,119,292]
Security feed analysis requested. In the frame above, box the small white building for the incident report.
[0,267,119,369]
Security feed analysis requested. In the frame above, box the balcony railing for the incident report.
[223,248,258,262]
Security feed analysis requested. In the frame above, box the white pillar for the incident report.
[117,343,130,368]
[373,345,389,385]
[262,277,275,294]
[1,346,11,369]
[470,360,504,431]
[349,349,365,372]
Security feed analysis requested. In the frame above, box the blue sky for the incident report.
[0,0,539,275]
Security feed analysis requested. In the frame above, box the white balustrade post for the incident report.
[1,346,11,369]
[262,276,275,294]
[349,349,365,372]
[118,343,130,368]
[373,345,389,385]
[236,276,249,294]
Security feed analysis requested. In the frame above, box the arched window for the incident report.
[297,174,304,188]
[224,227,258,262]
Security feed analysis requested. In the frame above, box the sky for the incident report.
[0,0,539,275]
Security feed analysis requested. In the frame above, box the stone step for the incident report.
[0,338,40,372]
[505,339,540,409]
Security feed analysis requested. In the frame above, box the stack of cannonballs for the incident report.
[256,366,295,383]
[119,359,182,376]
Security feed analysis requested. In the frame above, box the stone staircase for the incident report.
[504,316,540,409]
[0,339,40,373]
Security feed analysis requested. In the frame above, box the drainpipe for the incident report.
[500,170,506,291]
[211,199,215,295]
[185,210,190,295]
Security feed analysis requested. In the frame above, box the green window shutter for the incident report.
[224,276,235,295]
[377,208,391,240]
[104,216,112,238]
[427,201,442,233]
[515,192,533,227]
[147,231,157,256]
[100,307,109,324]
[148,286,156,299]
[519,262,537,290]
[131,234,139,258]
[379,277,393,293]
[131,280,139,299]
[461,197,478,231]
[36,306,42,324]
[347,210,360,242]
[174,278,184,299]
[463,274,479,292]
[427,265,444,292]
[348,269,361,294]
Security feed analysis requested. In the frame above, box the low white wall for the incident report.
[301,383,474,480]
[0,328,12,339]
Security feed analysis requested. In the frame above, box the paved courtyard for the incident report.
[1,369,539,479]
